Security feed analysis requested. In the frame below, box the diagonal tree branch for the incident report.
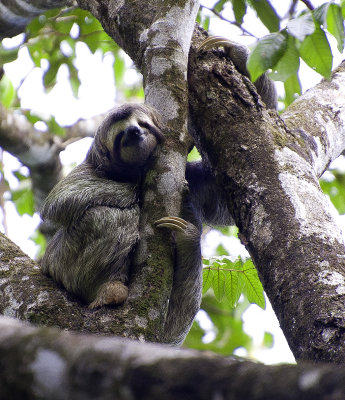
[0,0,76,39]
[0,104,104,213]
[188,28,345,363]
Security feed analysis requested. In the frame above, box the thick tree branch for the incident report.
[0,232,150,337]
[0,0,76,40]
[1,316,344,400]
[282,64,345,177]
[0,105,104,213]
[2,0,345,368]
[188,28,345,363]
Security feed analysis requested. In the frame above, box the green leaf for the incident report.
[30,230,47,258]
[341,0,345,19]
[0,76,16,108]
[202,267,214,294]
[66,60,80,98]
[313,3,330,26]
[326,4,345,53]
[23,112,43,125]
[299,25,332,79]
[270,34,299,81]
[231,0,246,25]
[11,186,35,216]
[184,294,252,355]
[247,32,287,82]
[224,269,242,308]
[47,116,65,136]
[187,146,201,162]
[215,244,229,256]
[27,41,45,67]
[262,331,274,348]
[43,58,63,88]
[13,171,28,182]
[283,73,302,107]
[241,260,265,309]
[247,0,280,32]
[26,16,45,38]
[114,55,126,84]
[202,15,210,31]
[0,45,19,65]
[320,170,345,214]
[287,12,315,41]
[214,0,228,13]
[55,17,75,35]
[213,268,226,301]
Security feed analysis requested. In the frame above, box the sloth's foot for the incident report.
[155,216,200,242]
[89,280,128,309]
[197,35,249,76]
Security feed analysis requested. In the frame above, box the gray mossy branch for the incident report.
[1,316,345,400]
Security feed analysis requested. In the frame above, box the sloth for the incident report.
[41,39,276,344]
[41,104,165,309]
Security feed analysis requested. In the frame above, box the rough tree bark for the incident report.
[1,316,344,400]
[1,0,345,396]
[188,30,345,363]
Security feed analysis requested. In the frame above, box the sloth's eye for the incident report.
[138,121,151,130]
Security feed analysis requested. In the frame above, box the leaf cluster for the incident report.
[248,3,344,104]
[0,8,143,102]
[200,1,345,107]
[203,256,265,309]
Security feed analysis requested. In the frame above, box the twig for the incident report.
[200,4,257,38]
[300,0,314,10]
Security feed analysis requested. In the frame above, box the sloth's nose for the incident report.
[123,126,144,146]
[126,126,143,138]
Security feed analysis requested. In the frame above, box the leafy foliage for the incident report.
[184,294,253,355]
[24,8,117,95]
[320,168,345,214]
[11,172,34,216]
[200,1,344,106]
[247,2,343,90]
[0,75,15,108]
[203,256,265,309]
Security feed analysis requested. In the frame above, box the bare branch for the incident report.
[300,0,314,10]
[0,0,76,39]
[200,5,257,38]
[1,315,344,400]
[282,62,345,177]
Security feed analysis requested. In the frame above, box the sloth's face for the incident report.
[108,110,160,166]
